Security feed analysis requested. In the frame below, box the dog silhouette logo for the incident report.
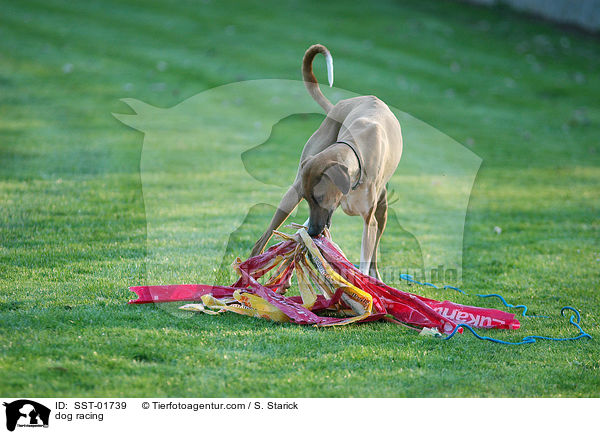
[3,400,50,431]
[114,80,481,291]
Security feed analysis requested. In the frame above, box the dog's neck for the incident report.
[329,142,361,189]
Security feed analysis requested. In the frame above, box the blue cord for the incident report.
[473,293,548,318]
[398,274,592,343]
[400,274,547,317]
[443,307,592,344]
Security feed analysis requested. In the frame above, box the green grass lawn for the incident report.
[1,0,599,397]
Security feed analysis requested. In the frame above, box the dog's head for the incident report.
[301,156,351,236]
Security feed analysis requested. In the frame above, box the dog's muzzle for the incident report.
[307,209,332,237]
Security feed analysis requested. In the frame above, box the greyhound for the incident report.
[251,44,402,279]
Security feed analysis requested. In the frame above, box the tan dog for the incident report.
[251,44,402,278]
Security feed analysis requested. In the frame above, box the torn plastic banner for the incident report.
[129,228,520,334]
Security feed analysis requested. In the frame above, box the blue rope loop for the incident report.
[443,306,592,344]
[474,293,548,318]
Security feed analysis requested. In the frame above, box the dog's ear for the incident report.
[300,156,315,170]
[324,163,351,195]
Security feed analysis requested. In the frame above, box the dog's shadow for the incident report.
[241,113,323,188]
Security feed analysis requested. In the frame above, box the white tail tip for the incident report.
[325,52,334,87]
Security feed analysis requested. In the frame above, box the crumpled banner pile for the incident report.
[129,228,520,334]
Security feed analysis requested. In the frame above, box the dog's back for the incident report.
[301,45,402,184]
[333,95,402,186]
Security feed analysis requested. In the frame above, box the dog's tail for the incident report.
[302,44,334,113]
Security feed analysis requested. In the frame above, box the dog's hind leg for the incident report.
[250,183,303,257]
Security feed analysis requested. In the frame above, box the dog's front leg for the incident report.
[359,210,378,277]
[368,188,388,279]
[250,183,302,257]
